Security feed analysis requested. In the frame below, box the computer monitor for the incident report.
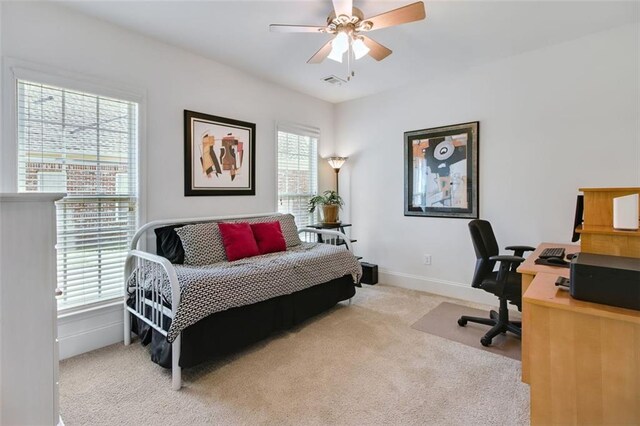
[571,194,584,242]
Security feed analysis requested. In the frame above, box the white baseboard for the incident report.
[378,268,499,306]
[57,303,124,360]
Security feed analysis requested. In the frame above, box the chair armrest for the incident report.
[505,245,535,258]
[489,255,526,264]
[489,255,525,292]
[505,245,535,252]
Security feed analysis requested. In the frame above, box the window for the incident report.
[17,79,139,311]
[276,124,319,227]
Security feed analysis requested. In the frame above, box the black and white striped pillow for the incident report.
[175,222,227,266]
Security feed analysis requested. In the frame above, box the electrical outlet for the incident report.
[423,254,432,265]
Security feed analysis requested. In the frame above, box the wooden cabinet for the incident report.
[525,273,640,425]
[1,193,63,425]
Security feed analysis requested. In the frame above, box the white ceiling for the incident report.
[61,1,639,103]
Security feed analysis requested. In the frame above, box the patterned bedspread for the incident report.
[128,242,362,342]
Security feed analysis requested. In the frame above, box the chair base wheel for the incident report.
[480,337,491,347]
[458,318,467,327]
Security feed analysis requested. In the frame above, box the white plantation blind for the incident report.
[17,79,139,311]
[277,124,319,227]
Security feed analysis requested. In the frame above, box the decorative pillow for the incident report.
[154,224,186,264]
[250,221,286,255]
[218,222,260,261]
[240,214,302,247]
[175,222,227,266]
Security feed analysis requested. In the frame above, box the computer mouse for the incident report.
[546,257,568,266]
[566,253,577,260]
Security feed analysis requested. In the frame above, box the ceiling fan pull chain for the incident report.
[347,41,352,81]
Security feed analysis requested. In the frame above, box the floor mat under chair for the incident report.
[411,302,521,360]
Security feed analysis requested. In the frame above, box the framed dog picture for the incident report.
[404,121,479,219]
[184,110,256,196]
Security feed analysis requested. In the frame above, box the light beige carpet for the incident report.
[411,302,522,361]
[59,284,529,425]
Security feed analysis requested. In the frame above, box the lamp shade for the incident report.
[333,32,349,54]
[327,156,348,170]
[327,48,344,63]
[328,31,349,63]
[352,37,370,60]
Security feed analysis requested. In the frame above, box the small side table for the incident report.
[307,222,357,247]
[309,222,374,283]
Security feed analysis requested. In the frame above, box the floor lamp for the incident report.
[327,157,348,194]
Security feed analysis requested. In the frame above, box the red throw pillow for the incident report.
[218,222,260,261]
[250,221,287,255]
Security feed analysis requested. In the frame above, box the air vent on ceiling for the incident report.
[322,75,347,86]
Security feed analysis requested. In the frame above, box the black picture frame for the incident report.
[404,121,479,219]
[184,110,256,196]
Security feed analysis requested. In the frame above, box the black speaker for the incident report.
[360,262,378,285]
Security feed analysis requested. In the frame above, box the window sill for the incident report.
[57,299,124,322]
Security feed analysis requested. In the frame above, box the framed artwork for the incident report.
[404,121,479,218]
[184,110,256,196]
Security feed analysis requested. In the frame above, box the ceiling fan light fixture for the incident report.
[327,48,344,63]
[333,31,350,53]
[272,1,427,68]
[352,37,370,60]
[328,30,350,63]
[359,21,373,31]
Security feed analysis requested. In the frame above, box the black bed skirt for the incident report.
[130,275,356,369]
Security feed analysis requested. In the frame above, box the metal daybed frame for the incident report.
[123,212,354,390]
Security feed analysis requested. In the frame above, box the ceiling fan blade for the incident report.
[269,24,326,33]
[363,1,426,31]
[307,39,334,64]
[361,36,392,61]
[332,0,353,17]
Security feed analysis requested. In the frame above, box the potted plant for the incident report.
[308,190,344,224]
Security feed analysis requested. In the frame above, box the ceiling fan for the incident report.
[269,0,426,65]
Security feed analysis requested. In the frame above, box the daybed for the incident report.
[124,212,362,390]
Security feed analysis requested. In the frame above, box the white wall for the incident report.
[335,23,640,300]
[0,2,336,358]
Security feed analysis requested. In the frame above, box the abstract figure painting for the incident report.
[184,110,256,196]
[404,121,479,218]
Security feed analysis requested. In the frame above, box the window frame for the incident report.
[3,58,147,315]
[274,121,320,228]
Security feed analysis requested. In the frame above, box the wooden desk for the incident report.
[518,242,579,292]
[517,242,579,383]
[524,272,640,425]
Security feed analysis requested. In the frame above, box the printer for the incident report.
[570,253,640,311]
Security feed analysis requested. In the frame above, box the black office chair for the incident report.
[458,219,535,347]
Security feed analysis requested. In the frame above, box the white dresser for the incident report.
[0,193,64,425]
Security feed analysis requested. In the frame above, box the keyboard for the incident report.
[539,247,566,259]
